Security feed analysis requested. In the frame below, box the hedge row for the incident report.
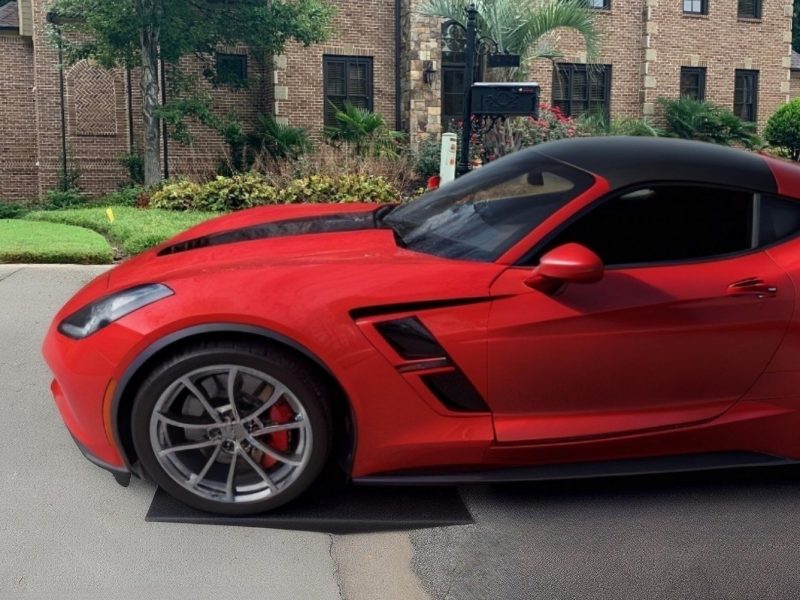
[150,172,401,212]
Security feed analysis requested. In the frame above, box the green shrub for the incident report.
[0,202,30,219]
[149,173,400,211]
[118,150,145,185]
[103,186,148,207]
[576,113,661,137]
[217,117,249,175]
[43,188,88,210]
[615,117,661,137]
[276,174,399,204]
[149,179,203,211]
[199,173,278,211]
[765,99,800,161]
[659,97,759,148]
[446,106,578,166]
[249,115,313,162]
[324,102,405,157]
[413,137,441,180]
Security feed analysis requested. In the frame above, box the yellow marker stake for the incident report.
[106,208,115,224]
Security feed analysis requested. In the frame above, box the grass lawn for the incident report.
[0,220,114,264]
[28,206,219,256]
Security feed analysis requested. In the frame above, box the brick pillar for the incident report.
[31,0,65,197]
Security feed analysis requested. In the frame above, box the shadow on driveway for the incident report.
[412,465,800,600]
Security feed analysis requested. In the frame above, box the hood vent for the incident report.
[158,211,383,256]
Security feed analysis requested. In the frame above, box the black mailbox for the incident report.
[470,82,540,118]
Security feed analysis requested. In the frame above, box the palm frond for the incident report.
[249,115,312,161]
[417,0,599,65]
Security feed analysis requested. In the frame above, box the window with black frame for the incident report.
[680,67,706,101]
[215,54,248,87]
[683,0,708,14]
[734,69,758,122]
[738,0,762,18]
[552,64,611,118]
[323,56,373,126]
[588,0,611,8]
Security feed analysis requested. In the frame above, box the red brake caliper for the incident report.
[260,401,294,468]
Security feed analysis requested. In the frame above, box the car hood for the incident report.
[107,203,445,289]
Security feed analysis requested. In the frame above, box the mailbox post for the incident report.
[456,5,479,177]
[453,5,540,178]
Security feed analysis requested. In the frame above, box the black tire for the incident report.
[130,339,332,515]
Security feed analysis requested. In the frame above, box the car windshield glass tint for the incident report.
[384,152,594,261]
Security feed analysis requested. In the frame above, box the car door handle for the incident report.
[727,278,778,298]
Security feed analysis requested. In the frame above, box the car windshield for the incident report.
[384,151,595,262]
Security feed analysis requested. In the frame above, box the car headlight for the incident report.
[58,284,174,340]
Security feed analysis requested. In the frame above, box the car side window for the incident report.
[533,185,755,267]
[759,195,800,247]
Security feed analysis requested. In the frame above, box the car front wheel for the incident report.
[131,340,331,515]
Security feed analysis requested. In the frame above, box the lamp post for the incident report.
[456,4,479,177]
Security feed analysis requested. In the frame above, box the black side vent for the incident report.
[422,372,490,413]
[375,317,445,360]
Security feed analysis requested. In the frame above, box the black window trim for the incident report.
[514,181,799,270]
[734,69,759,122]
[679,66,707,101]
[683,0,709,14]
[738,0,762,18]
[215,53,248,85]
[588,0,611,9]
[552,63,612,119]
[323,54,374,127]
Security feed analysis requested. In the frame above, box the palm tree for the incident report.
[419,0,600,77]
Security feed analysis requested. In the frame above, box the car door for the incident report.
[487,184,795,444]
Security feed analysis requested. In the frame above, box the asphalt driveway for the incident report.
[0,265,426,600]
[4,265,800,600]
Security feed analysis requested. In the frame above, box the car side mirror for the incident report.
[524,243,604,291]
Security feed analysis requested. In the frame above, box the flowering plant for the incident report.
[445,104,577,167]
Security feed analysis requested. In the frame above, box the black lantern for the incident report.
[423,60,438,86]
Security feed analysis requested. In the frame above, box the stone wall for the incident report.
[400,0,441,147]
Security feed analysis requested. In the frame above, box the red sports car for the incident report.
[44,137,800,515]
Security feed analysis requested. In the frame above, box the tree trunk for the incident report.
[139,0,162,187]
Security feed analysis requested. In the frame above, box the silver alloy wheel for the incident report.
[149,365,313,504]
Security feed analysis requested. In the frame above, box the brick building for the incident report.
[0,0,795,201]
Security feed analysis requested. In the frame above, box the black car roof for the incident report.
[532,136,777,194]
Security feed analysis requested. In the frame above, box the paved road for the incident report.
[5,265,800,600]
